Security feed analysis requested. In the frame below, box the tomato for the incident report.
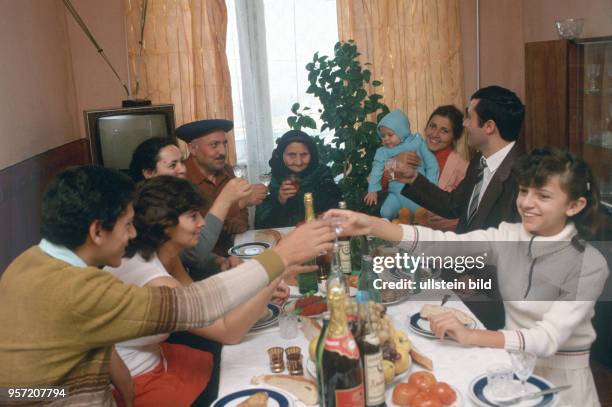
[431,382,456,405]
[391,383,419,406]
[408,371,437,392]
[411,392,443,407]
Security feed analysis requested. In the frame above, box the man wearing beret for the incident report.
[177,119,267,256]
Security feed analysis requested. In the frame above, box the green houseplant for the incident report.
[287,40,390,215]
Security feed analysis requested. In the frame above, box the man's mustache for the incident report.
[214,155,226,161]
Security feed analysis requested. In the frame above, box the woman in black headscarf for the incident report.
[255,130,343,228]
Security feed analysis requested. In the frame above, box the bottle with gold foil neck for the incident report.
[321,247,365,406]
[298,193,319,294]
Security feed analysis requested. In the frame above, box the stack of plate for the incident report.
[228,242,271,259]
[250,303,281,332]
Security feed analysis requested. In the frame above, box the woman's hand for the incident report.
[428,312,473,345]
[324,209,376,236]
[273,219,334,266]
[278,180,298,205]
[270,280,290,305]
[363,191,378,206]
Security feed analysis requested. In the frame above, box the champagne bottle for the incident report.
[337,201,353,275]
[299,192,320,294]
[321,246,365,406]
[358,301,386,407]
[316,312,330,406]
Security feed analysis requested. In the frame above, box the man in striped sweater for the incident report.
[0,166,334,406]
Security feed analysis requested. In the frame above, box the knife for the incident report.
[497,385,571,406]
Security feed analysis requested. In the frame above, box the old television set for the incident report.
[84,104,176,171]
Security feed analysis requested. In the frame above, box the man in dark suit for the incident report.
[396,85,525,329]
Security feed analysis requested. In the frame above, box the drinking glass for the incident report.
[259,173,272,187]
[285,174,300,192]
[233,164,248,179]
[385,159,397,180]
[486,364,514,398]
[279,309,298,339]
[328,215,344,237]
[507,350,536,394]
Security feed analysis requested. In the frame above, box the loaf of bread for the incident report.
[420,304,474,325]
[251,374,318,405]
[237,391,268,407]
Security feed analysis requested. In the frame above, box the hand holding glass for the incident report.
[385,159,397,180]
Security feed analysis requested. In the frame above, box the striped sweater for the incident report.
[0,246,284,406]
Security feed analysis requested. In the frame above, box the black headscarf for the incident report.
[269,130,320,179]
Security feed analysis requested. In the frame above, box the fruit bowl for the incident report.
[555,18,584,40]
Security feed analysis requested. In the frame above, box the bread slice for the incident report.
[251,374,318,405]
[237,391,268,407]
[420,304,474,325]
[410,346,433,370]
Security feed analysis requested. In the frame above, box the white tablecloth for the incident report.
[218,289,511,406]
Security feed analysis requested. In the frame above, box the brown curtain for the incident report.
[125,0,236,163]
[337,0,468,158]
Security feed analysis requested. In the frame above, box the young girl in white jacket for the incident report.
[327,148,609,406]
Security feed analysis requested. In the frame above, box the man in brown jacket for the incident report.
[178,119,267,255]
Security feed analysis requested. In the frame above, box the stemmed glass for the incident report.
[385,159,397,180]
[259,173,271,187]
[507,350,536,394]
[233,164,248,179]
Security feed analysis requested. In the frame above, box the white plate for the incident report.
[228,241,272,258]
[386,383,464,407]
[408,312,476,339]
[251,303,281,331]
[212,387,295,407]
[468,373,558,407]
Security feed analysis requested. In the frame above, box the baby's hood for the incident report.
[377,109,413,142]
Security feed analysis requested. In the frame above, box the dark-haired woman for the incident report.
[106,176,289,406]
[255,130,343,228]
[421,105,469,230]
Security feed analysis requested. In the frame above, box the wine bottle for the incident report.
[321,247,365,406]
[299,192,320,294]
[337,201,353,275]
[358,301,386,407]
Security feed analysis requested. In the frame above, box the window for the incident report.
[226,0,338,168]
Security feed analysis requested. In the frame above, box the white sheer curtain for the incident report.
[225,0,338,181]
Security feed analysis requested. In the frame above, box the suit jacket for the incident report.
[402,143,522,233]
[423,150,469,231]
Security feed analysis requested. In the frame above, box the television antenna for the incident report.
[62,0,151,106]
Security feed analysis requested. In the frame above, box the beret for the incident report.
[175,119,233,142]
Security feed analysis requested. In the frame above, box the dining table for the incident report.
[218,229,515,406]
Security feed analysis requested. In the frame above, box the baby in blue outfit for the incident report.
[364,109,439,219]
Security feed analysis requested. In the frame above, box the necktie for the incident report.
[467,156,488,224]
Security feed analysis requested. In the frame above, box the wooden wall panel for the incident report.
[524,40,570,151]
[0,139,91,273]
